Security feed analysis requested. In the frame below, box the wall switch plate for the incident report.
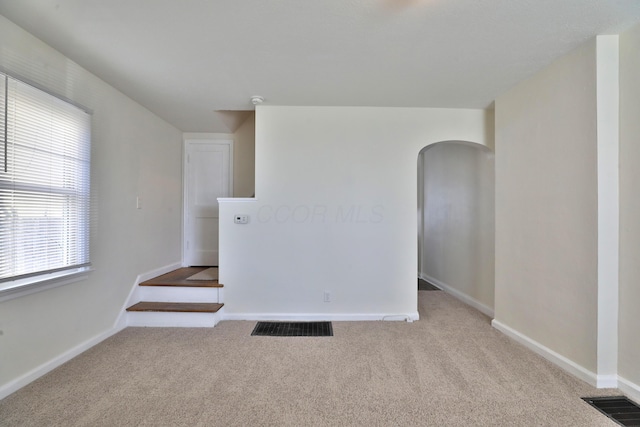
[136,196,142,209]
[323,291,331,303]
[234,214,249,224]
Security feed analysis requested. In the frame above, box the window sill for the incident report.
[0,268,92,303]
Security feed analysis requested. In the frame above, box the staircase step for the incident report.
[126,302,223,313]
[126,304,224,328]
[125,267,225,328]
[137,286,222,304]
[140,267,222,288]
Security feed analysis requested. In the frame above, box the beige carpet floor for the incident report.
[0,292,620,426]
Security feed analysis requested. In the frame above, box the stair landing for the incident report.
[140,267,222,288]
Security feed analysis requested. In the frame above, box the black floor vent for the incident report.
[251,321,333,337]
[583,396,640,426]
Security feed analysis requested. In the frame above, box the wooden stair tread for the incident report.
[140,267,223,288]
[126,302,224,313]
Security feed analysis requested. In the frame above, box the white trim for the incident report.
[134,262,184,286]
[596,35,620,379]
[0,67,92,114]
[0,324,124,400]
[217,198,257,203]
[421,273,495,318]
[417,150,424,276]
[492,319,600,387]
[619,376,640,405]
[117,261,183,329]
[0,268,91,303]
[182,132,233,140]
[223,312,420,322]
[597,374,619,389]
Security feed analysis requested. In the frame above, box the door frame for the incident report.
[182,136,234,266]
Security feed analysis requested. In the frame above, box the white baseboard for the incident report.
[223,312,420,322]
[116,261,183,329]
[619,376,640,404]
[138,262,184,284]
[492,319,599,387]
[1,261,185,400]
[420,273,495,318]
[597,374,619,389]
[0,324,125,400]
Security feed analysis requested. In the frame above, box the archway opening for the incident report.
[417,141,495,317]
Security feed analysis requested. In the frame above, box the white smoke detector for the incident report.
[250,96,264,105]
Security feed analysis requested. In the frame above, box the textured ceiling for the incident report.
[0,0,639,132]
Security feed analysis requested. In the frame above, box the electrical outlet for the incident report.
[323,291,331,303]
[234,214,249,224]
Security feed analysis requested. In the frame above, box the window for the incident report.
[0,73,91,292]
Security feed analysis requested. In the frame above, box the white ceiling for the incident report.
[1,0,639,133]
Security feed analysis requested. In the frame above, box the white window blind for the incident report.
[0,73,91,284]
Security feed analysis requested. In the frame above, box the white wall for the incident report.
[495,39,599,373]
[494,37,622,386]
[0,16,183,396]
[419,142,494,316]
[219,106,490,320]
[619,22,640,400]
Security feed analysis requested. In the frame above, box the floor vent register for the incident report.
[583,396,640,426]
[251,321,333,337]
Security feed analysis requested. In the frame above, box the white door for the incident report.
[184,140,232,266]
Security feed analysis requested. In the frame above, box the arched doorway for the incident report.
[417,141,495,317]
